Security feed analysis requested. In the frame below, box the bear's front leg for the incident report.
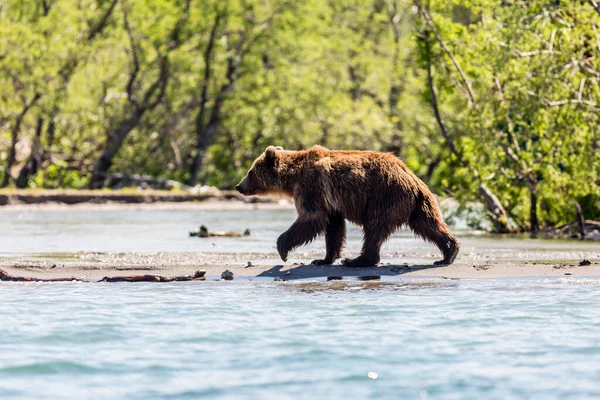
[277,218,326,262]
[342,220,394,267]
[311,214,346,265]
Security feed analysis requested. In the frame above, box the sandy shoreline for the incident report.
[1,250,599,281]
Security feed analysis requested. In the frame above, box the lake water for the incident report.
[1,278,599,399]
[1,208,599,399]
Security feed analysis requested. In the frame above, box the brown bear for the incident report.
[236,145,459,267]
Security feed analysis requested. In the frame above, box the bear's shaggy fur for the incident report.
[236,145,459,266]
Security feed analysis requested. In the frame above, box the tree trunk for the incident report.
[478,184,511,233]
[189,114,220,186]
[1,93,40,188]
[2,127,20,188]
[530,188,539,235]
[188,13,224,187]
[89,114,142,189]
[16,116,44,188]
[575,203,585,239]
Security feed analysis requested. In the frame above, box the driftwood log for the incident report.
[0,268,85,282]
[538,204,600,240]
[190,225,251,238]
[0,268,206,283]
[542,219,600,240]
[98,270,206,282]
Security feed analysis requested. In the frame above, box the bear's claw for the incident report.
[276,235,289,262]
[311,259,333,265]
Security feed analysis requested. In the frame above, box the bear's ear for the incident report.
[264,146,278,165]
[274,146,284,151]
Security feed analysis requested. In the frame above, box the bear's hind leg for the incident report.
[312,214,346,265]
[342,221,393,267]
[409,209,460,266]
[432,234,459,265]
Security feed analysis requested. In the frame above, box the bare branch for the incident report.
[88,0,118,41]
[415,0,477,107]
[120,0,140,107]
[498,29,556,58]
[578,78,586,102]
[549,29,556,53]
[425,33,460,159]
[387,1,408,115]
[523,82,597,109]
[195,11,224,135]
[580,59,600,79]
[142,54,169,110]
[169,0,192,50]
[588,0,600,16]
[239,11,276,60]
[545,98,598,108]
[41,0,54,16]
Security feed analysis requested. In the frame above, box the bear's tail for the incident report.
[408,191,460,265]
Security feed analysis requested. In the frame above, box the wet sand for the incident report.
[1,250,599,281]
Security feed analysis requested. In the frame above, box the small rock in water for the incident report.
[579,259,591,266]
[327,276,343,281]
[359,276,381,281]
[221,270,234,280]
[285,271,291,275]
[194,270,206,280]
[274,277,282,282]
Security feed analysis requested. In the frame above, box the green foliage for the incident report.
[31,163,90,189]
[416,0,600,229]
[0,0,598,230]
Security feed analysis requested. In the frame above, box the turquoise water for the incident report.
[1,278,600,399]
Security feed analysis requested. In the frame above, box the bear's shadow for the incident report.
[255,263,443,281]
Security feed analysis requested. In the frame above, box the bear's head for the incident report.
[236,146,284,196]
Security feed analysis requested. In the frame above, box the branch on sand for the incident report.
[0,269,206,283]
[0,269,85,282]
[99,270,206,282]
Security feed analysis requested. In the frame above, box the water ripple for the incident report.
[0,279,599,399]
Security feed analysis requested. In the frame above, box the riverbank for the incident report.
[0,188,285,206]
[1,250,599,282]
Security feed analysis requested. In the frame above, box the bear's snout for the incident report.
[235,179,253,195]
[235,184,247,195]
